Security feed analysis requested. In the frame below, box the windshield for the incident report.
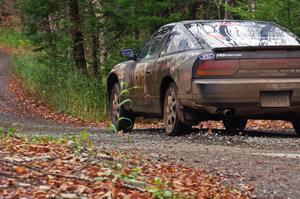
[186,21,300,48]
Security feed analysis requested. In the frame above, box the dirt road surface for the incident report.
[1,52,300,198]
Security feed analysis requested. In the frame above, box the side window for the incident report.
[138,43,152,60]
[138,38,163,60]
[138,27,172,60]
[163,26,197,55]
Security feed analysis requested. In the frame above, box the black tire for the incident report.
[292,121,300,136]
[163,83,191,136]
[109,83,134,132]
[222,118,247,133]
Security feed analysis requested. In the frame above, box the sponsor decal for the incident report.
[216,53,242,58]
[199,52,215,60]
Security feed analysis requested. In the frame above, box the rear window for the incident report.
[185,21,300,48]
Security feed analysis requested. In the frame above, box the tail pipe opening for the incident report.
[217,109,234,117]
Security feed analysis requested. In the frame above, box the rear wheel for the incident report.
[292,121,300,136]
[110,83,134,132]
[164,83,191,136]
[222,118,247,133]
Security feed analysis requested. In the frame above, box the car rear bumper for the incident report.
[180,78,300,118]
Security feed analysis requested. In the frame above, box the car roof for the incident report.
[162,19,275,28]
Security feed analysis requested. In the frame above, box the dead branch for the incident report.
[0,159,94,182]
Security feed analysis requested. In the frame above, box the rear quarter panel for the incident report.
[156,50,204,101]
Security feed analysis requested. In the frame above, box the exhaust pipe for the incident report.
[222,109,233,117]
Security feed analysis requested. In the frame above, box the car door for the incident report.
[132,27,172,113]
[147,25,201,109]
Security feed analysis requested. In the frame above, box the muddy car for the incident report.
[107,20,300,136]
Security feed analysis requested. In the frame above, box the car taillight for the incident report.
[195,60,240,77]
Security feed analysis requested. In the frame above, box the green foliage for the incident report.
[148,187,173,199]
[153,177,163,186]
[108,123,118,133]
[228,1,255,19]
[14,53,107,121]
[254,0,300,36]
[108,83,136,133]
[29,134,66,144]
[4,0,300,124]
[27,131,93,152]
[68,131,94,152]
[147,177,173,199]
[0,128,4,139]
[0,28,31,50]
[120,167,142,181]
[15,0,108,121]
[18,0,67,49]
[7,127,17,137]
[230,0,300,37]
[0,127,17,141]
[101,0,195,74]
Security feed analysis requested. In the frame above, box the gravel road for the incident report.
[1,52,300,198]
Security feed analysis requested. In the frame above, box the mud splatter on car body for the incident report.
[107,20,300,135]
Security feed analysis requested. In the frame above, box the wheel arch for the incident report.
[160,75,175,115]
[107,73,119,100]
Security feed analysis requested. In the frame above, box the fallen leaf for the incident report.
[15,166,28,175]
[60,193,78,199]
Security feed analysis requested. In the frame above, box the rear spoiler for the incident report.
[213,45,300,52]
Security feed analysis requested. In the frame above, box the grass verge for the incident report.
[14,53,107,121]
[0,28,107,122]
[0,28,31,51]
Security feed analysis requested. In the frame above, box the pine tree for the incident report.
[68,0,87,74]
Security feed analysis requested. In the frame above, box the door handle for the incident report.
[146,66,153,74]
[146,69,152,74]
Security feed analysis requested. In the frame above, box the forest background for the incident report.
[0,0,299,122]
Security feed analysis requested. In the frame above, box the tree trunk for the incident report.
[224,0,230,19]
[214,0,222,19]
[287,4,292,28]
[68,0,87,75]
[248,0,255,17]
[42,16,56,60]
[191,2,197,20]
[99,30,108,72]
[88,0,108,77]
[224,0,234,19]
[87,0,100,78]
[206,0,212,19]
[92,34,99,78]
[0,1,3,26]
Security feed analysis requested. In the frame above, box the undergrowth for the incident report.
[14,53,107,121]
[0,28,108,121]
[0,28,31,50]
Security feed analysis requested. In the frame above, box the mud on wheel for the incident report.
[110,83,134,132]
[164,83,191,136]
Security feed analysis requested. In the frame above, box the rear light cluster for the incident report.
[194,53,239,77]
[196,60,239,77]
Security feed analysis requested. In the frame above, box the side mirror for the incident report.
[120,48,136,60]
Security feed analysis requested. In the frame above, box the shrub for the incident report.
[14,53,107,121]
[0,28,31,50]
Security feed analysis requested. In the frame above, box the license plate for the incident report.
[260,91,291,108]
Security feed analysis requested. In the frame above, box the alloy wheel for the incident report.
[165,87,177,133]
[111,91,120,125]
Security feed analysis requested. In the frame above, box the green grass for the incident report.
[0,28,108,122]
[0,28,31,50]
[14,53,108,121]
